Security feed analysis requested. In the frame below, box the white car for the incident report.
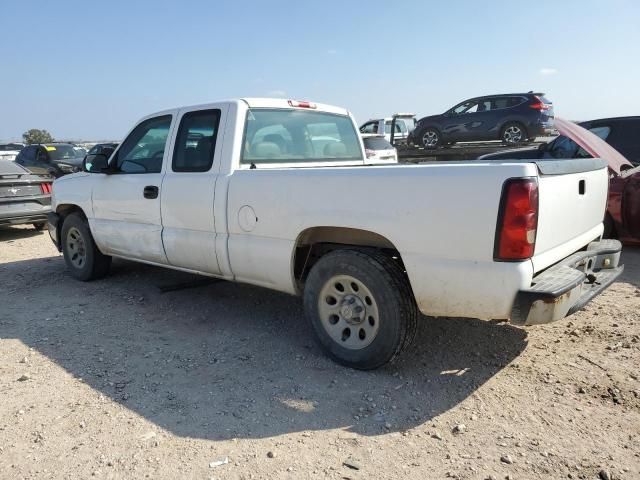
[0,143,25,161]
[361,134,398,163]
[359,116,416,144]
[47,98,622,369]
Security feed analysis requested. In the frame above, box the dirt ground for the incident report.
[1,225,639,480]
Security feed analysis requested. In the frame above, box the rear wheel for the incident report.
[33,222,46,231]
[421,128,441,149]
[61,213,111,281]
[303,249,418,370]
[501,122,527,145]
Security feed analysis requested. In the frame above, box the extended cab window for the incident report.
[172,109,221,172]
[241,109,362,165]
[114,115,172,173]
[360,122,377,134]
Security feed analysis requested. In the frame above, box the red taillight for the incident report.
[287,99,316,109]
[529,96,550,110]
[495,178,538,261]
[40,183,52,194]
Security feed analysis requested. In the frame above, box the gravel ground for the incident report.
[1,225,639,480]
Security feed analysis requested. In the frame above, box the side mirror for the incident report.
[83,153,110,173]
[538,142,548,151]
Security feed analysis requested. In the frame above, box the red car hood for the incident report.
[555,117,632,175]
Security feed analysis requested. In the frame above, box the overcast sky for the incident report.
[1,0,639,141]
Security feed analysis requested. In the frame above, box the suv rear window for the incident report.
[241,109,362,165]
[363,136,393,150]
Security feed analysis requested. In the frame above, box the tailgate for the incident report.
[532,158,608,273]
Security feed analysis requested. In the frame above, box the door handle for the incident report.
[143,185,159,199]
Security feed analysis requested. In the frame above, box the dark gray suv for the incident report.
[408,92,554,148]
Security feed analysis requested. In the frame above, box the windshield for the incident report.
[547,126,611,159]
[46,145,82,160]
[241,109,362,165]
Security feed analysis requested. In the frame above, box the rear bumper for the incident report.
[511,239,623,325]
[47,212,61,251]
[0,213,49,226]
[0,195,51,226]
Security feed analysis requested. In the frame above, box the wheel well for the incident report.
[292,227,406,289]
[54,205,86,249]
[421,125,441,136]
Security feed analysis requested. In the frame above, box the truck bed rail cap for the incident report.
[534,158,607,175]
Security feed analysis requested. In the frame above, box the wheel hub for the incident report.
[66,226,87,269]
[339,295,365,324]
[317,274,380,350]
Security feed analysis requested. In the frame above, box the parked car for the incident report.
[408,92,555,148]
[87,143,119,157]
[0,159,52,230]
[15,143,84,177]
[48,98,621,369]
[361,134,398,163]
[85,143,119,164]
[0,143,25,161]
[359,116,416,144]
[481,117,640,244]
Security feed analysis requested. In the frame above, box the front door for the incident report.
[90,114,174,263]
[441,100,484,140]
[159,106,225,274]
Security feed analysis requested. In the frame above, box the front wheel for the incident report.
[61,213,112,281]
[303,249,418,370]
[420,128,441,149]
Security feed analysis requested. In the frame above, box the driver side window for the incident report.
[114,115,172,173]
[452,101,478,115]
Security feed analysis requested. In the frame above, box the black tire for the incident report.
[33,222,46,231]
[603,213,617,239]
[61,212,111,281]
[501,122,527,145]
[303,249,418,370]
[420,128,441,149]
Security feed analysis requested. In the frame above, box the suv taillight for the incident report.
[529,95,550,110]
[495,178,538,261]
[40,183,52,194]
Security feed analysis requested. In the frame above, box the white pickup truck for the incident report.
[47,98,623,369]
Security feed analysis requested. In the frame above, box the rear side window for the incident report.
[241,109,362,165]
[363,137,393,150]
[172,109,221,172]
[482,97,526,111]
[115,115,172,174]
[360,122,378,134]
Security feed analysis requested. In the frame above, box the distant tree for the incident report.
[22,129,55,144]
